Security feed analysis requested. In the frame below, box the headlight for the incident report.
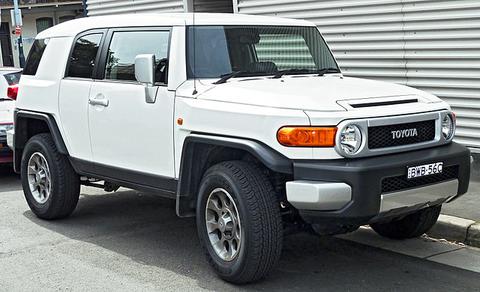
[0,124,13,136]
[442,113,455,141]
[339,124,362,155]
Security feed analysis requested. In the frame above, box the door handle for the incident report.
[89,96,109,107]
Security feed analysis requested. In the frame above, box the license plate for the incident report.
[407,162,443,179]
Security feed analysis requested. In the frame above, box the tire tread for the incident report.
[199,160,282,284]
[21,134,80,220]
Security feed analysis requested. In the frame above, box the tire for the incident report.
[370,205,441,239]
[196,161,283,284]
[21,134,80,220]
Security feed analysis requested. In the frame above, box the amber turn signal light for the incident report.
[277,127,337,147]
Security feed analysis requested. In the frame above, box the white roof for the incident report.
[37,13,315,39]
[0,67,22,73]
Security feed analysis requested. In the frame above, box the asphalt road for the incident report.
[0,165,479,292]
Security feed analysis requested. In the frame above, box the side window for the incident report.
[36,17,54,34]
[67,33,103,79]
[105,30,170,83]
[23,39,48,76]
[4,71,21,85]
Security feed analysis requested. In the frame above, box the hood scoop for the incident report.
[338,95,423,110]
[350,98,418,108]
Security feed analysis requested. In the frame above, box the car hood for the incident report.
[195,76,442,111]
[0,100,15,124]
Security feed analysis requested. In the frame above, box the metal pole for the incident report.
[13,0,25,68]
[82,0,88,17]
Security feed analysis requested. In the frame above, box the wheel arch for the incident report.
[13,110,68,172]
[176,133,293,217]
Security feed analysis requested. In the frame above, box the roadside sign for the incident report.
[10,8,22,27]
[14,26,21,36]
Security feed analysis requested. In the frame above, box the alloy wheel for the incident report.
[27,152,51,204]
[205,188,242,261]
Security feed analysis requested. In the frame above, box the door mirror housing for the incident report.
[135,54,157,103]
[135,54,155,85]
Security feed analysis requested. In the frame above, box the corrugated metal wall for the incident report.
[237,0,480,152]
[87,0,185,16]
[87,0,234,15]
[194,0,233,12]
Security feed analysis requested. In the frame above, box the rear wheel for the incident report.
[196,161,283,284]
[21,134,80,220]
[370,205,441,239]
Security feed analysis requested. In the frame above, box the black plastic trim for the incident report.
[70,157,177,197]
[186,134,293,174]
[13,110,69,172]
[293,142,471,225]
[350,98,418,108]
[176,133,293,217]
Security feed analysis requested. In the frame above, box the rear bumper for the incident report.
[287,142,470,225]
[0,136,13,164]
[6,129,14,150]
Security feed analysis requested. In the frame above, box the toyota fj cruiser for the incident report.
[10,13,470,283]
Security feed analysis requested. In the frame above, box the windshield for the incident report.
[187,25,339,79]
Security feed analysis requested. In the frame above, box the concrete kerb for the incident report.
[428,215,480,248]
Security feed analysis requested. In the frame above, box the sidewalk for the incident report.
[428,155,480,247]
[442,156,480,221]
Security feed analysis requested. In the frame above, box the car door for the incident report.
[59,30,105,161]
[88,28,175,180]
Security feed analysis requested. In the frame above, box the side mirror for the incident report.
[135,54,155,85]
[135,54,157,103]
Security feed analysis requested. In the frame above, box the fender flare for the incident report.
[176,133,293,217]
[13,110,68,172]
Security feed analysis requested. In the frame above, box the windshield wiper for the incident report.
[317,67,341,76]
[272,68,315,79]
[213,71,250,85]
[272,67,341,79]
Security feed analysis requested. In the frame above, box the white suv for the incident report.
[11,13,470,283]
[0,68,21,164]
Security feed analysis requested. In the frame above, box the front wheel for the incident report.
[196,161,283,284]
[370,205,441,239]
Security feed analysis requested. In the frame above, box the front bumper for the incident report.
[287,142,470,225]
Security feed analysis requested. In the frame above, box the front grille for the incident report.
[368,120,436,149]
[382,165,458,193]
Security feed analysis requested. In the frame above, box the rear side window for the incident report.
[23,39,48,75]
[67,33,103,79]
[4,72,21,85]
